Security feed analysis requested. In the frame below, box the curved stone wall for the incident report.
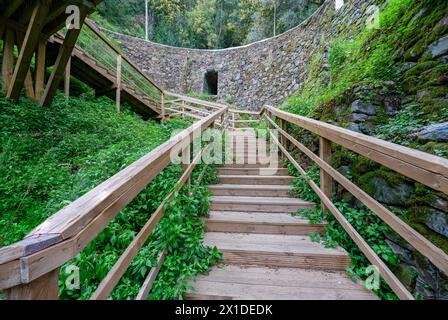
[103,0,375,110]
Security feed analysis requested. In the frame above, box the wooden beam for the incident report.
[16,31,36,100]
[116,54,121,112]
[40,8,86,107]
[64,56,71,100]
[4,267,59,300]
[34,39,46,100]
[1,29,14,93]
[319,137,332,213]
[7,1,50,100]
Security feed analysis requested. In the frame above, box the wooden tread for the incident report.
[187,266,378,300]
[211,196,315,212]
[204,232,351,270]
[209,184,291,197]
[218,175,295,185]
[205,211,327,235]
[217,167,289,176]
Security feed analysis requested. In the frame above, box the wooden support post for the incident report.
[15,31,35,100]
[40,8,87,107]
[7,1,50,100]
[115,54,122,112]
[64,57,71,100]
[232,112,235,130]
[34,39,46,101]
[1,29,14,93]
[319,137,332,214]
[181,100,185,119]
[4,267,60,300]
[182,145,191,185]
[280,119,287,160]
[161,93,165,123]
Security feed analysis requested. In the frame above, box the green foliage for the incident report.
[94,0,323,49]
[290,165,400,300]
[0,93,220,300]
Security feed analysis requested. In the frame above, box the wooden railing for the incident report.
[62,20,164,114]
[260,105,448,300]
[0,99,229,300]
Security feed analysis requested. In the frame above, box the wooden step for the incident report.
[209,184,291,197]
[205,211,327,235]
[187,265,378,300]
[218,175,295,185]
[217,167,289,176]
[223,163,283,168]
[211,196,315,212]
[203,233,351,270]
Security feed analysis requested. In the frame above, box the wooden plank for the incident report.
[1,29,14,93]
[135,251,165,300]
[205,211,326,235]
[268,128,414,300]
[319,137,332,213]
[4,267,59,300]
[116,54,121,112]
[34,39,46,100]
[0,234,62,265]
[0,260,22,290]
[15,30,36,100]
[265,106,448,194]
[40,7,86,106]
[64,56,71,100]
[266,115,448,276]
[7,0,50,100]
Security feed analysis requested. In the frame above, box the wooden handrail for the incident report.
[261,105,448,300]
[0,102,229,297]
[91,128,225,299]
[263,105,448,194]
[84,20,164,93]
[267,124,414,300]
[264,115,448,276]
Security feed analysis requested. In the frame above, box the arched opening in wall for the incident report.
[203,70,218,95]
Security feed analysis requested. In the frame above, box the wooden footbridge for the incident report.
[1,0,448,301]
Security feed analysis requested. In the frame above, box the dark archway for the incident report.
[203,70,218,95]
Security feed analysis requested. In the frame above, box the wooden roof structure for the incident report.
[0,0,103,105]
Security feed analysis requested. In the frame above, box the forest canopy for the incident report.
[93,0,324,49]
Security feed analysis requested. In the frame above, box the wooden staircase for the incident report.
[187,130,378,300]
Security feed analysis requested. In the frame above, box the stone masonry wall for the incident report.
[102,0,376,110]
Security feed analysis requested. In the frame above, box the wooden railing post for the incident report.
[1,29,14,94]
[280,119,287,160]
[4,268,60,300]
[34,39,46,101]
[182,144,191,185]
[161,92,165,123]
[181,100,186,119]
[116,54,122,113]
[64,56,71,101]
[319,137,332,214]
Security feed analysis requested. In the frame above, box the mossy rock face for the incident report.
[403,61,439,79]
[394,264,418,289]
